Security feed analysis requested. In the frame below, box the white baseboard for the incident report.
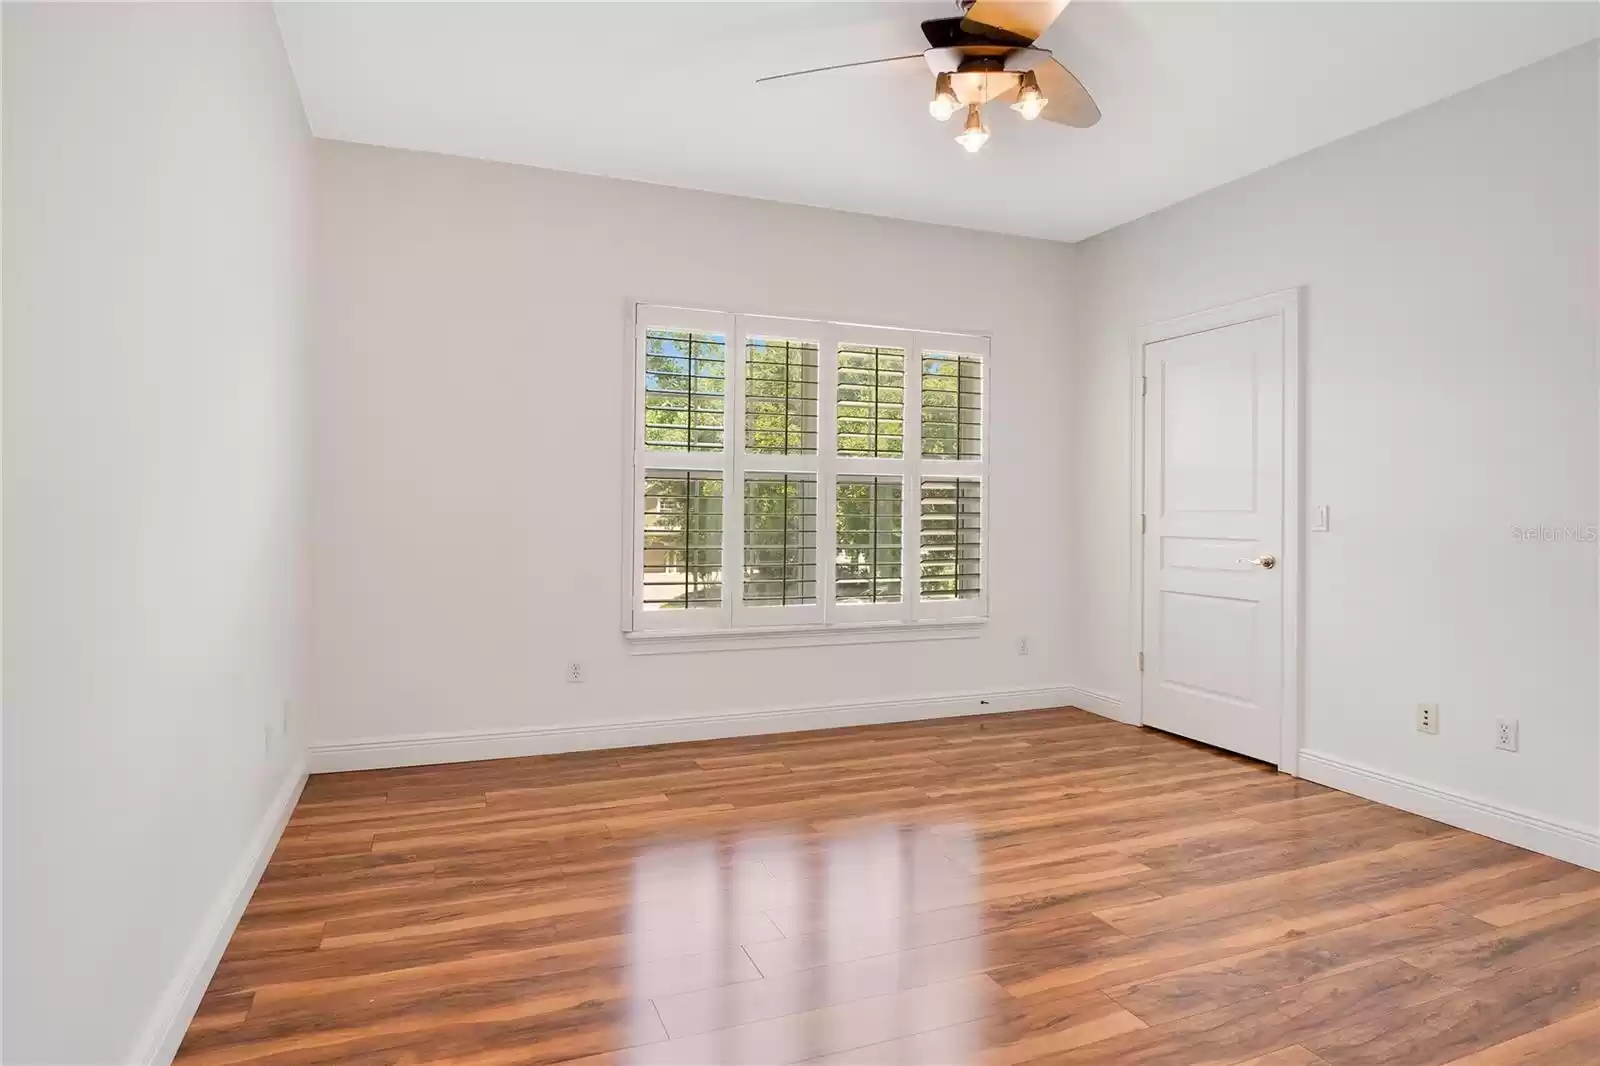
[308,685,1097,772]
[1065,685,1129,725]
[1299,750,1600,872]
[133,758,308,1066]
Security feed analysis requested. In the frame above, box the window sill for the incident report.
[625,618,987,655]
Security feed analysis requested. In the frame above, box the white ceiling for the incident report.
[274,2,1599,242]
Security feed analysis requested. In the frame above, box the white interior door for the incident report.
[1141,309,1288,764]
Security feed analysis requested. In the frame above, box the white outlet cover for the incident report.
[1416,703,1440,734]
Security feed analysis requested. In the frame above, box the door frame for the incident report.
[1128,288,1304,774]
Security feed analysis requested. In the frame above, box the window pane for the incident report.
[644,330,725,452]
[920,478,981,600]
[642,471,723,609]
[836,344,905,457]
[922,354,982,460]
[743,474,817,607]
[836,476,902,604]
[746,338,819,455]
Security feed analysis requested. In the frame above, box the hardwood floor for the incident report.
[177,706,1600,1066]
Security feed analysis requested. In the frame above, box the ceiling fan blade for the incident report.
[961,1,1070,44]
[756,54,924,84]
[1034,57,1100,127]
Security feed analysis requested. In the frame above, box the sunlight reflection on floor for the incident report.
[623,824,985,1064]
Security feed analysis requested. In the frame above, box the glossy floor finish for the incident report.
[178,707,1600,1066]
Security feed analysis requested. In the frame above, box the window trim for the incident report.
[624,302,990,643]
[627,618,986,656]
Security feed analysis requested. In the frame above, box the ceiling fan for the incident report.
[758,0,1099,153]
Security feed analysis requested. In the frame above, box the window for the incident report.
[629,306,986,637]
[920,478,982,600]
[642,472,723,610]
[643,330,725,452]
[745,337,818,455]
[743,474,817,607]
[836,476,902,604]
[837,345,904,457]
[921,353,982,460]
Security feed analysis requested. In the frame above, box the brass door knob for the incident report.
[1237,554,1277,569]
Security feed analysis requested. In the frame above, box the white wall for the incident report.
[1070,44,1600,833]
[3,4,310,1063]
[309,141,1075,754]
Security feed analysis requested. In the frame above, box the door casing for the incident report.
[1129,289,1304,774]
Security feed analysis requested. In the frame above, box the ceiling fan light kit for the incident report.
[929,72,961,121]
[1010,70,1048,121]
[759,0,1098,154]
[956,103,991,153]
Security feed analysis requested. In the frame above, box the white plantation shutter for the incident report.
[631,306,986,635]
[733,317,826,627]
[911,337,986,621]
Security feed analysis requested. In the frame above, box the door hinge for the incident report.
[1140,513,1146,534]
[1137,651,1145,673]
[1141,375,1148,397]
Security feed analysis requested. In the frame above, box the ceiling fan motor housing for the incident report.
[920,15,1051,91]
[921,15,1034,51]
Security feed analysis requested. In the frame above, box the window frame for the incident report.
[625,303,989,645]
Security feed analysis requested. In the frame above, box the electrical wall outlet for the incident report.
[1416,703,1440,735]
[567,661,584,684]
[1495,718,1519,752]
[1017,636,1030,656]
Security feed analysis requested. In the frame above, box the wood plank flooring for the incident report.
[176,706,1600,1066]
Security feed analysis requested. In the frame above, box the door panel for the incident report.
[1142,314,1285,764]
[1159,589,1258,701]
[1161,349,1259,514]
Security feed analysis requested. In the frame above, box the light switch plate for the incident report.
[1312,505,1330,532]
